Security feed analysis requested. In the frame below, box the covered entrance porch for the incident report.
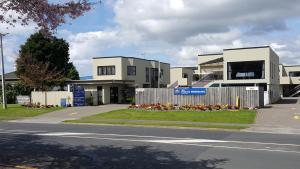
[67,80,135,105]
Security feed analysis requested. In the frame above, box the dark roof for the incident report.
[92,56,170,65]
[200,57,224,65]
[198,53,223,56]
[223,46,270,51]
[0,71,19,80]
[171,66,198,70]
[66,79,135,85]
[282,65,300,67]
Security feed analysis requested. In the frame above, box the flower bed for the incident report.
[129,103,257,111]
[21,103,61,109]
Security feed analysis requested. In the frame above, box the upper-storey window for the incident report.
[145,67,150,82]
[227,61,265,80]
[289,71,300,77]
[160,69,164,78]
[127,66,136,76]
[182,73,188,78]
[98,66,115,75]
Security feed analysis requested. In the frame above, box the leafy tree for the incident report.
[17,54,64,90]
[67,62,80,80]
[0,82,31,104]
[0,0,99,32]
[16,32,79,90]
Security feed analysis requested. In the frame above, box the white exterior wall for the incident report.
[197,47,281,104]
[31,91,73,106]
[169,67,194,86]
[92,57,170,88]
[223,47,271,84]
[92,58,123,80]
[280,65,300,85]
[198,54,223,75]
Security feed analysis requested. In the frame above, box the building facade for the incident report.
[193,46,283,104]
[169,67,197,87]
[68,56,170,105]
[279,64,300,97]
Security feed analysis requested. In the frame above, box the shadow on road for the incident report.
[0,134,228,169]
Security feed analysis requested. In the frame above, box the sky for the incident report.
[1,0,300,76]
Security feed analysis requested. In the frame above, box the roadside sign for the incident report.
[73,86,85,106]
[174,88,207,95]
[246,87,259,91]
[16,95,30,105]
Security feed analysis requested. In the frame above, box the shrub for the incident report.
[85,96,94,106]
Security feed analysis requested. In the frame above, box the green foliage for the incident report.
[66,62,80,80]
[85,96,94,106]
[0,82,31,104]
[16,32,80,89]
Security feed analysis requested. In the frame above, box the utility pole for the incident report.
[0,33,7,109]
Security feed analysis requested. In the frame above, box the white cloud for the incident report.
[113,0,300,44]
[4,0,300,75]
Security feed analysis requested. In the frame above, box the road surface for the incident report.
[0,122,299,169]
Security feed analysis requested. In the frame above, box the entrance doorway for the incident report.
[97,86,103,105]
[110,87,119,103]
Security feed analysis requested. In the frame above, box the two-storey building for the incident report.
[194,46,281,104]
[68,56,170,105]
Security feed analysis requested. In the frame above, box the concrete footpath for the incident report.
[11,104,129,124]
[244,97,300,134]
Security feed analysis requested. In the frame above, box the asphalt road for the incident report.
[0,122,300,169]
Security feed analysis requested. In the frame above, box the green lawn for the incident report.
[67,109,256,129]
[0,104,63,121]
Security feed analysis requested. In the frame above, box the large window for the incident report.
[127,66,136,76]
[289,71,300,77]
[98,66,115,75]
[227,61,265,80]
[145,67,150,82]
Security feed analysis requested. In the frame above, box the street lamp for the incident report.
[0,33,8,109]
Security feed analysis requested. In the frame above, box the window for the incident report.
[182,73,188,78]
[98,66,115,75]
[145,67,150,82]
[160,69,164,78]
[127,66,136,76]
[289,71,300,77]
[227,61,265,80]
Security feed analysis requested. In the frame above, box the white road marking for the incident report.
[148,139,227,143]
[37,135,300,154]
[1,129,300,154]
[36,132,92,136]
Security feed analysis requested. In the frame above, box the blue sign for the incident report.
[73,86,85,106]
[174,88,207,95]
[60,98,67,107]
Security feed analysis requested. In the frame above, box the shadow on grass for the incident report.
[0,134,228,169]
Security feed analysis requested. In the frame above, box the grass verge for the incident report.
[0,104,63,121]
[66,109,256,130]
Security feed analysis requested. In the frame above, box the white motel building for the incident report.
[170,46,300,104]
[66,46,300,106]
[67,56,170,105]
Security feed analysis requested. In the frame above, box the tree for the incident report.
[0,0,99,32]
[16,32,79,90]
[0,82,31,104]
[17,53,64,90]
[67,62,80,80]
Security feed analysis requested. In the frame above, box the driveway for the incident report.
[245,97,300,134]
[11,104,129,124]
